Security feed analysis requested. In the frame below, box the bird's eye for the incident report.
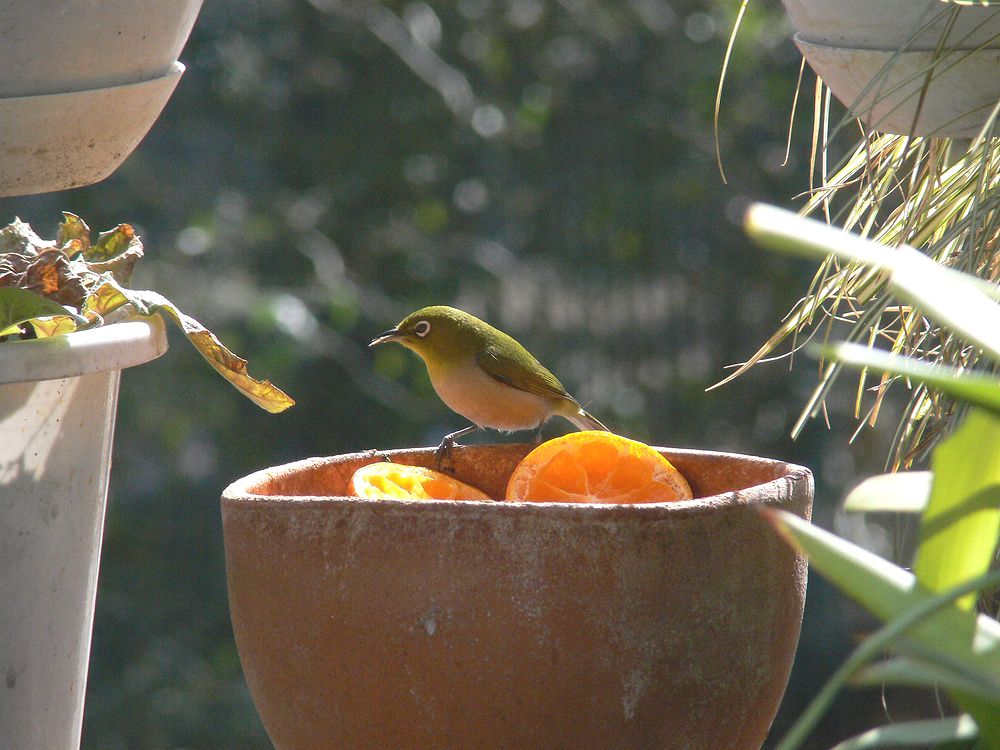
[414,320,431,337]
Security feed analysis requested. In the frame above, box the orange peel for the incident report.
[505,431,693,504]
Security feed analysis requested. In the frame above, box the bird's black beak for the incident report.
[369,328,402,348]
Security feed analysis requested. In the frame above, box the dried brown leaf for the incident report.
[131,290,295,413]
[87,245,144,285]
[22,249,88,308]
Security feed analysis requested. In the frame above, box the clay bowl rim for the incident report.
[221,444,814,520]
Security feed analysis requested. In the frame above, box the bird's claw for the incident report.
[434,436,457,473]
[434,425,478,472]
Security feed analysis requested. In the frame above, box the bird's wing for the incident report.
[476,344,573,401]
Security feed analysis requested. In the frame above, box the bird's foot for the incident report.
[434,425,479,472]
[434,436,458,473]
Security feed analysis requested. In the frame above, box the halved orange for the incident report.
[505,431,693,504]
[349,461,491,501]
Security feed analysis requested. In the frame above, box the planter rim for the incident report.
[0,0,202,99]
[0,61,184,106]
[222,446,813,515]
[0,315,168,385]
[793,34,1000,56]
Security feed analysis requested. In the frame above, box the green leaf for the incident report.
[745,204,1000,361]
[827,715,978,750]
[0,287,84,334]
[125,289,295,413]
[915,409,1000,610]
[844,471,932,514]
[824,341,1000,417]
[852,657,1000,707]
[765,510,1000,674]
[765,510,1000,750]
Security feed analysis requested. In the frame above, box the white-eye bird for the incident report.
[370,305,607,454]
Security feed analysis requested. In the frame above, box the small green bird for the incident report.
[370,305,608,455]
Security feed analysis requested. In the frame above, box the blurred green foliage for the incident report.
[0,0,946,747]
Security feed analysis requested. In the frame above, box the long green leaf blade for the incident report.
[745,203,1000,360]
[763,510,1000,678]
[827,715,978,750]
[915,409,1000,609]
[852,656,1000,707]
[824,341,1000,416]
[844,471,932,513]
[766,512,1000,749]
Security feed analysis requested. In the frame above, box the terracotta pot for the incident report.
[222,445,813,750]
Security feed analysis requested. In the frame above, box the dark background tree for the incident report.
[0,0,931,746]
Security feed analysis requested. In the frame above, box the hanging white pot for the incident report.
[0,316,167,750]
[780,0,1000,137]
[0,0,203,197]
[0,63,185,198]
[0,0,203,97]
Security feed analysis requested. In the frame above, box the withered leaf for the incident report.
[1,216,296,414]
[87,223,137,262]
[81,278,134,319]
[22,249,88,308]
[57,212,91,253]
[0,252,32,287]
[86,244,143,285]
[0,218,51,256]
[30,315,81,338]
[129,290,295,413]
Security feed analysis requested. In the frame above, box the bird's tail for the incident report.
[564,406,610,432]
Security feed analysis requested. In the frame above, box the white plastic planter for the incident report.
[781,0,1000,50]
[0,63,185,197]
[795,42,1000,138]
[780,0,1000,137]
[0,0,202,97]
[0,317,167,750]
[0,0,203,197]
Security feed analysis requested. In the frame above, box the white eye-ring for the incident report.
[414,320,431,337]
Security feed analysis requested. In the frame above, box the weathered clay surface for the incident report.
[221,445,813,750]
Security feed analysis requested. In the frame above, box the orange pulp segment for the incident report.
[505,431,693,504]
[349,462,491,501]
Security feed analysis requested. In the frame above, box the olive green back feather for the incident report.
[476,343,574,402]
